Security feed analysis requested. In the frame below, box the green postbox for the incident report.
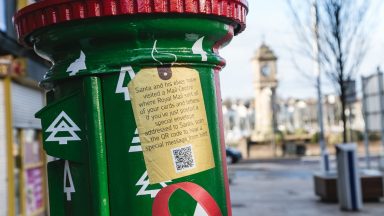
[15,1,248,215]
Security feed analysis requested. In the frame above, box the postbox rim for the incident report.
[14,0,248,47]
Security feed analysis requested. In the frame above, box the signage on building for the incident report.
[23,130,45,215]
[25,167,44,215]
[344,80,357,104]
[0,56,12,76]
[17,0,38,10]
[0,56,27,77]
[11,58,27,77]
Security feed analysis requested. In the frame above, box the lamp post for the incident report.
[312,0,330,172]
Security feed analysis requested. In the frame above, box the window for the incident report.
[0,1,6,32]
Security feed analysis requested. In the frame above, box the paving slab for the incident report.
[229,159,384,216]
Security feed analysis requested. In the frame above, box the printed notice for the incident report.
[128,67,215,184]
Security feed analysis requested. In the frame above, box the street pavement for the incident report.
[229,158,384,216]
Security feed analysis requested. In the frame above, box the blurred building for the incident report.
[223,94,365,144]
[276,98,318,134]
[276,95,364,135]
[222,99,254,144]
[222,43,365,146]
[251,43,278,142]
[1,1,48,216]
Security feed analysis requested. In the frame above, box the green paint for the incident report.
[83,77,111,216]
[31,17,230,84]
[32,15,235,216]
[37,90,85,162]
[37,78,111,215]
[47,160,92,216]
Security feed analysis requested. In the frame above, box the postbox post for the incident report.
[15,1,248,215]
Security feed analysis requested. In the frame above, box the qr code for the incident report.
[171,144,196,173]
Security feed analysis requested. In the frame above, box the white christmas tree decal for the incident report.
[64,160,75,201]
[116,66,136,101]
[66,51,86,76]
[46,111,81,145]
[192,37,207,62]
[129,128,142,153]
[135,171,170,198]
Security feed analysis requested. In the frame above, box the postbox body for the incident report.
[15,2,247,216]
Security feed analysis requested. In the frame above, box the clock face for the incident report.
[261,65,270,77]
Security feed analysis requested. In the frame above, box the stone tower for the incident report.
[251,43,278,141]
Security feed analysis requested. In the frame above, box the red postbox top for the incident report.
[14,0,248,44]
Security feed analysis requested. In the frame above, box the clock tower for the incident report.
[252,43,278,141]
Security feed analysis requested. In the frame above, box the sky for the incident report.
[219,0,384,100]
[1,1,383,100]
[0,1,5,31]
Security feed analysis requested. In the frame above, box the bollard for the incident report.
[336,143,363,211]
[15,1,248,215]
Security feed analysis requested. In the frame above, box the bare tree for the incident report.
[287,0,376,143]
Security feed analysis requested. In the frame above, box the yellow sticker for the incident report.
[128,67,215,184]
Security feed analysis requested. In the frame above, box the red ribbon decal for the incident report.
[152,182,222,216]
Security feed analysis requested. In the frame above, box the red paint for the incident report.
[152,182,222,216]
[138,0,153,13]
[103,0,118,15]
[212,26,235,216]
[71,2,85,19]
[214,71,232,216]
[154,0,168,13]
[14,0,248,46]
[185,0,199,13]
[213,26,235,67]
